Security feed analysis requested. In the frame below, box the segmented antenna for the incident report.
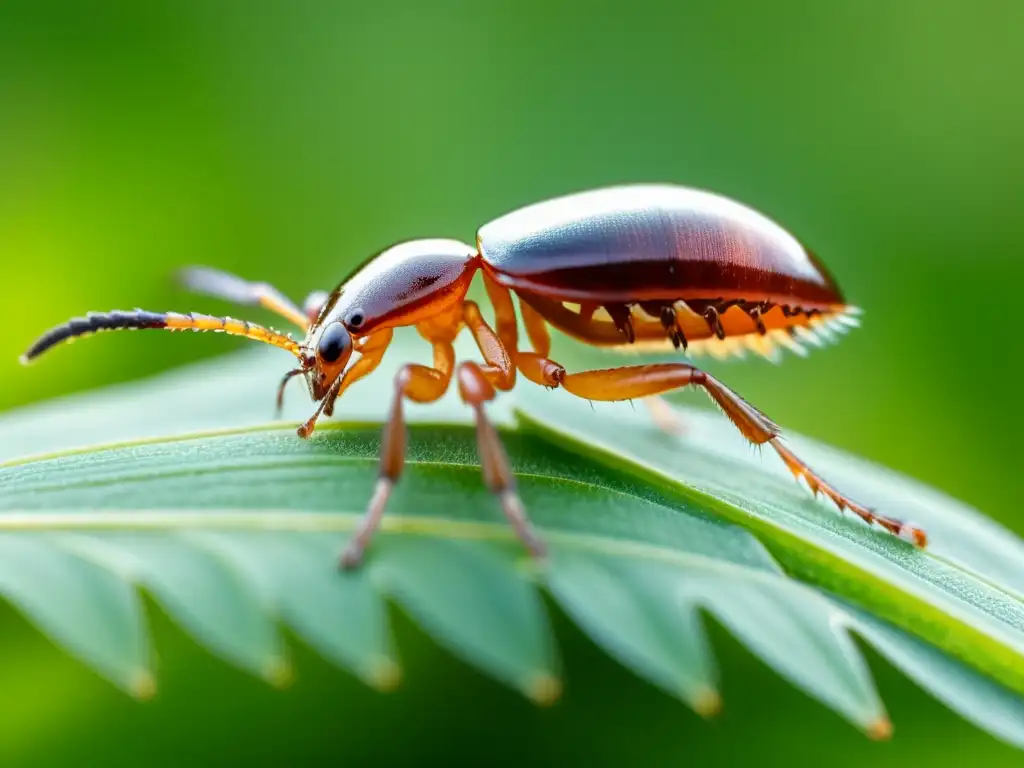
[20,310,302,364]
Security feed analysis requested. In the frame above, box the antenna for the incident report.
[21,310,303,364]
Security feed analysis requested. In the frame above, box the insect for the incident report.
[21,184,927,567]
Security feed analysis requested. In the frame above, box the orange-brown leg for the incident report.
[539,360,926,546]
[340,341,455,569]
[179,266,313,331]
[341,301,545,567]
[643,396,689,436]
[519,288,686,434]
[462,300,515,391]
[479,278,563,388]
[440,298,544,557]
[482,272,520,353]
[457,361,546,559]
[461,301,545,553]
[518,297,552,357]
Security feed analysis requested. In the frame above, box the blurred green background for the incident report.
[1,1,1021,765]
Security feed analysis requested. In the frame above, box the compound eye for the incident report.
[317,323,351,365]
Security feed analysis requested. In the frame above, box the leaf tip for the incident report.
[525,672,563,707]
[366,657,403,692]
[867,717,893,741]
[129,669,158,701]
[691,687,723,719]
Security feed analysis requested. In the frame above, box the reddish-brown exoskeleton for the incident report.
[22,184,927,567]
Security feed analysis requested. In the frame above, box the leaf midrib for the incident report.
[0,507,778,584]
[0,455,698,530]
[5,418,1021,621]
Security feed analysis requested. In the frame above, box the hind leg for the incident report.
[523,357,926,546]
[515,291,687,435]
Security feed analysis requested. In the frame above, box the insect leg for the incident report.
[517,297,688,434]
[457,361,546,559]
[478,277,562,388]
[605,304,636,343]
[518,297,552,357]
[436,291,544,558]
[559,363,781,441]
[462,301,515,390]
[276,368,306,416]
[301,291,331,326]
[339,348,454,569]
[538,359,927,547]
[482,271,520,352]
[178,266,312,330]
[642,395,688,436]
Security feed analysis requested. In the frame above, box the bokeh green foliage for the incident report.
[1,1,1021,766]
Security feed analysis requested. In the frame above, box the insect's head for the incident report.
[293,279,373,402]
[299,320,355,401]
[290,236,479,405]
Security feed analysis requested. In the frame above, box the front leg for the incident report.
[340,356,455,569]
[334,326,455,568]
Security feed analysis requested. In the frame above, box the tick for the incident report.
[22,184,927,566]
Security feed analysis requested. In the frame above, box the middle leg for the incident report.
[458,300,548,555]
[339,342,454,568]
[457,361,546,558]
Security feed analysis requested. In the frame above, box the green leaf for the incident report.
[849,608,1024,750]
[687,576,885,735]
[66,532,285,684]
[371,537,559,703]
[517,386,1024,696]
[189,531,396,689]
[546,551,720,715]
[0,535,150,697]
[2,334,1022,749]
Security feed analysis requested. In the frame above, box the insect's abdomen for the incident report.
[478,184,844,309]
[479,184,855,360]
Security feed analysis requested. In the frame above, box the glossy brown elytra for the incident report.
[22,184,928,567]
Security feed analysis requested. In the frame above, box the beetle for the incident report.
[21,183,927,567]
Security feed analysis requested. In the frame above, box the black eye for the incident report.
[346,309,365,329]
[317,323,351,365]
